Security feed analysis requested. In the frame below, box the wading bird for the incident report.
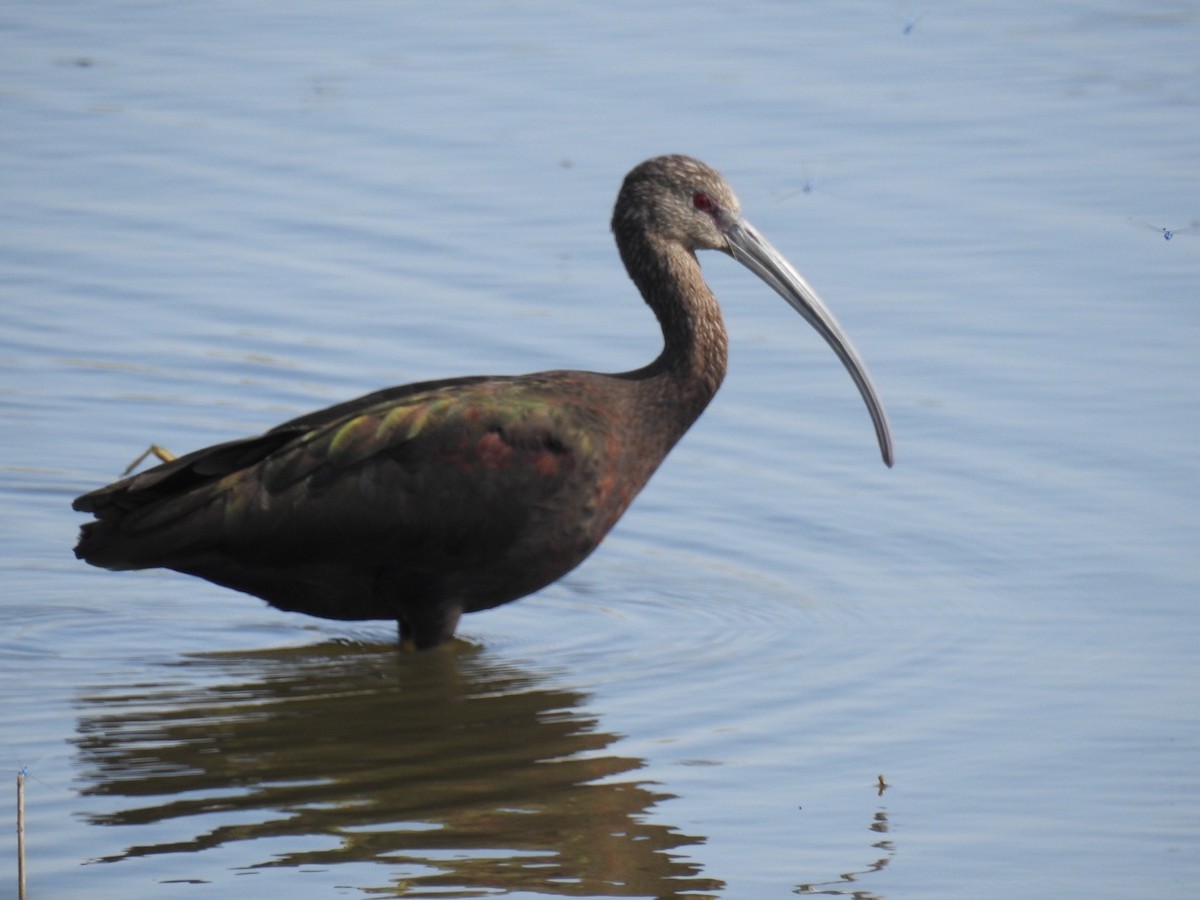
[73,155,893,648]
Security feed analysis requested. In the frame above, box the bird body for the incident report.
[74,155,892,648]
[75,370,694,645]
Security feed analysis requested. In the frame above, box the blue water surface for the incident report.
[2,2,1198,898]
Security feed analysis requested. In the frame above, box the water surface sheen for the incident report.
[2,2,1198,898]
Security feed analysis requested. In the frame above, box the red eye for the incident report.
[693,192,715,212]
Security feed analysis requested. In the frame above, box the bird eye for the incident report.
[692,192,715,213]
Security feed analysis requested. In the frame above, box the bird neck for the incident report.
[621,236,729,430]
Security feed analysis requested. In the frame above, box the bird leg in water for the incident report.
[399,604,463,651]
[122,444,177,476]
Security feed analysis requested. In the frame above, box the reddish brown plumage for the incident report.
[73,155,892,648]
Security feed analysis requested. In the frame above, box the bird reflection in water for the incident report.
[72,640,722,897]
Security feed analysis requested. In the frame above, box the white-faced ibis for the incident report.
[73,155,893,649]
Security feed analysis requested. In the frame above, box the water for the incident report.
[3,1,1199,897]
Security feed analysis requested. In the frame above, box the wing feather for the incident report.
[74,377,602,573]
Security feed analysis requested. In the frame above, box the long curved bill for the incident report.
[725,219,894,468]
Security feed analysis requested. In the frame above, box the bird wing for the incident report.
[71,374,501,519]
[74,376,607,571]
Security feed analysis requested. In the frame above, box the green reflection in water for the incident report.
[73,640,722,897]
